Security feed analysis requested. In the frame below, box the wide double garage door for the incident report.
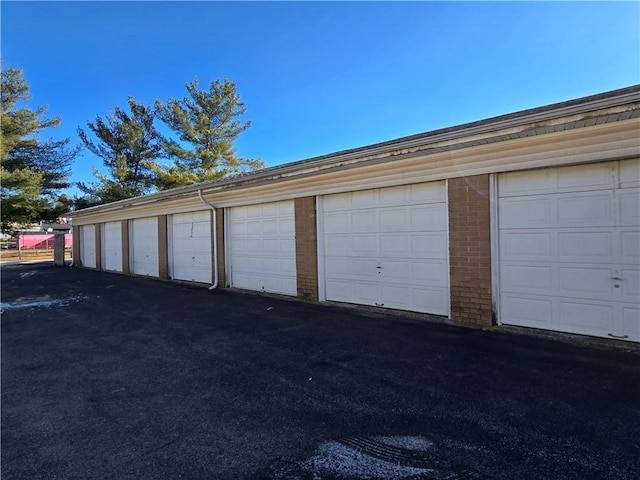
[321,182,450,316]
[498,159,639,342]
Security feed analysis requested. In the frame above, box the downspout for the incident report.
[198,189,218,290]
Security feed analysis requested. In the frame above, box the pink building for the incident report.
[17,233,73,249]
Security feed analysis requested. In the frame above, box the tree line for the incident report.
[1,64,264,233]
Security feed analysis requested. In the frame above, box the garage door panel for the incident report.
[325,213,351,233]
[620,269,639,302]
[410,182,446,202]
[501,264,552,293]
[557,267,613,299]
[412,261,449,285]
[499,197,552,228]
[379,209,409,231]
[558,231,612,260]
[559,301,613,335]
[352,212,377,231]
[620,159,640,187]
[557,192,613,227]
[326,280,354,302]
[410,233,447,257]
[501,295,553,327]
[500,169,553,197]
[556,162,614,190]
[280,238,296,254]
[410,204,447,230]
[353,283,379,305]
[323,181,449,315]
[380,235,408,255]
[413,288,449,315]
[499,160,639,342]
[621,231,640,260]
[381,285,410,309]
[500,232,552,260]
[622,306,640,338]
[619,189,640,225]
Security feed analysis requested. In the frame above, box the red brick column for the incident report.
[72,225,81,267]
[214,208,226,288]
[448,175,493,326]
[121,220,130,274]
[157,215,168,280]
[94,224,102,271]
[295,197,319,301]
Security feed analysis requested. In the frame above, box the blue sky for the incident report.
[2,1,639,196]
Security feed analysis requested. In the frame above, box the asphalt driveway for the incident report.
[2,262,639,480]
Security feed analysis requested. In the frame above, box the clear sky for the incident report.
[2,1,639,196]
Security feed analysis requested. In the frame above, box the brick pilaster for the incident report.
[448,175,493,326]
[295,197,319,301]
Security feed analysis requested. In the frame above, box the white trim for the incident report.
[444,179,452,319]
[100,223,106,270]
[167,214,174,280]
[315,195,326,302]
[224,207,231,288]
[489,173,501,325]
[128,219,134,274]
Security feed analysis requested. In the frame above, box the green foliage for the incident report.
[1,64,77,232]
[77,97,163,203]
[154,77,265,189]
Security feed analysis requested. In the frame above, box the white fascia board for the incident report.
[193,119,640,208]
[68,92,639,220]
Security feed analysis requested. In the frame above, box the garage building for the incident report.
[69,86,640,343]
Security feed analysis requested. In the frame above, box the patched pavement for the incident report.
[1,262,639,480]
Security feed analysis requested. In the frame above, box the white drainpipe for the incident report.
[198,189,218,290]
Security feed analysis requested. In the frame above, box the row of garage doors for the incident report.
[78,160,639,342]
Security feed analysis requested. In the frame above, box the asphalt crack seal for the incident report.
[255,435,486,479]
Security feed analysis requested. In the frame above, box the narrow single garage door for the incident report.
[80,225,96,268]
[498,159,640,342]
[101,221,122,272]
[130,217,159,277]
[322,182,449,315]
[228,201,296,295]
[169,211,211,283]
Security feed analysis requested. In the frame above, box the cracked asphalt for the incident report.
[1,262,639,479]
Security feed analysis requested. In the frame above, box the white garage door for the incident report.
[169,211,211,283]
[321,182,450,315]
[80,225,96,269]
[228,201,296,295]
[130,217,159,277]
[498,159,640,342]
[101,221,122,272]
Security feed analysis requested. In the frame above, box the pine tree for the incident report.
[1,65,77,232]
[154,77,264,189]
[77,97,163,204]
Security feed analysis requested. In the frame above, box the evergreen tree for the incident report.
[154,77,264,189]
[77,97,162,204]
[1,65,77,232]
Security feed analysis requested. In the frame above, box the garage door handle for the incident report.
[608,333,629,339]
[610,277,623,280]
